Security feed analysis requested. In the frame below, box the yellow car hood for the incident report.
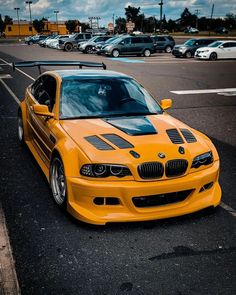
[60,114,211,164]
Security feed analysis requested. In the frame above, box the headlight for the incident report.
[179,47,186,52]
[105,45,112,51]
[80,164,132,178]
[191,151,213,168]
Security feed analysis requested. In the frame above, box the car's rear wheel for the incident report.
[64,43,73,52]
[17,109,24,144]
[143,49,151,57]
[112,49,120,58]
[50,157,67,207]
[185,51,192,58]
[209,52,217,61]
[165,45,172,53]
[28,41,33,45]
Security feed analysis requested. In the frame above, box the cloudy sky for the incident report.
[0,0,235,25]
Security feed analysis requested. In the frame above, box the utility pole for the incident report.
[54,10,59,34]
[112,13,115,34]
[14,7,21,40]
[159,0,163,31]
[195,9,200,29]
[25,1,32,24]
[209,3,214,35]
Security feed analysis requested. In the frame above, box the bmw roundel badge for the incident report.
[158,152,166,159]
[179,146,185,154]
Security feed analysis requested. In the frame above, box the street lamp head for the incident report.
[54,10,59,14]
[14,7,20,10]
[25,1,32,4]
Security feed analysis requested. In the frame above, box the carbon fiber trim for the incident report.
[180,129,197,143]
[166,129,184,144]
[102,134,134,149]
[85,135,114,150]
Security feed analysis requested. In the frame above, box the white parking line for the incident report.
[0,58,35,81]
[171,88,236,95]
[0,79,20,105]
[220,202,236,217]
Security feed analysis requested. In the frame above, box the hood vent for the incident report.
[85,135,114,150]
[181,129,197,143]
[102,134,134,149]
[166,129,184,144]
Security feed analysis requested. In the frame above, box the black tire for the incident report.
[50,156,67,208]
[165,45,172,53]
[209,52,217,61]
[84,46,92,54]
[17,109,25,145]
[143,49,151,57]
[64,43,73,52]
[111,49,120,58]
[185,51,192,58]
[28,41,33,45]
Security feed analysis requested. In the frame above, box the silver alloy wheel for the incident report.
[185,51,192,58]
[18,112,24,142]
[165,45,172,53]
[65,43,73,52]
[50,158,66,206]
[144,49,151,57]
[112,49,119,58]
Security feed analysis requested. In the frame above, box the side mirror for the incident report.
[219,45,223,49]
[33,104,54,118]
[120,41,125,45]
[160,99,172,110]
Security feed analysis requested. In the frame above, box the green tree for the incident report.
[33,18,45,33]
[180,8,196,28]
[79,22,90,33]
[0,14,4,34]
[65,19,77,33]
[125,5,140,22]
[0,15,13,34]
[115,17,126,33]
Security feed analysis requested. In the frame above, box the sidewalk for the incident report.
[0,203,20,294]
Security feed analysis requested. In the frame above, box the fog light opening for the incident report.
[199,182,214,193]
[93,197,105,205]
[106,198,120,205]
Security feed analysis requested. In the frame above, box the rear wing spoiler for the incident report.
[12,60,107,74]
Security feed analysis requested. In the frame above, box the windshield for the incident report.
[208,41,223,47]
[104,37,117,44]
[184,39,196,46]
[60,77,162,119]
[87,36,98,42]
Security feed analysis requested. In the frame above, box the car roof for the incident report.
[47,69,131,79]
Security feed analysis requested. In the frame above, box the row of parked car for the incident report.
[25,33,236,60]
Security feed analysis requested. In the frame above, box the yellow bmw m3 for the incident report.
[15,61,221,225]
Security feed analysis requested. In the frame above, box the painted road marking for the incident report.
[0,204,20,294]
[171,88,236,95]
[220,202,236,218]
[109,57,145,63]
[0,79,20,105]
[217,92,236,96]
[0,58,35,81]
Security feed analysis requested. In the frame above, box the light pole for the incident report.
[54,10,59,34]
[195,9,200,29]
[14,7,21,40]
[158,0,163,31]
[25,1,32,24]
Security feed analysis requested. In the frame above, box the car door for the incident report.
[219,42,231,58]
[119,37,131,54]
[28,74,57,167]
[156,36,166,50]
[227,42,236,58]
[130,37,143,53]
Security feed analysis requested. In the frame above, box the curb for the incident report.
[0,203,20,294]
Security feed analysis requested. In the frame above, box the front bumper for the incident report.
[172,49,186,57]
[195,52,210,59]
[66,161,221,225]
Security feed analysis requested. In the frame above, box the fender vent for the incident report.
[102,134,134,149]
[85,135,114,150]
[166,129,184,144]
[181,129,197,143]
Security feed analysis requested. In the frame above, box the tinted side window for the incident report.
[143,37,153,43]
[229,42,236,47]
[33,75,57,111]
[122,38,131,45]
[222,43,230,48]
[131,37,143,44]
[85,34,91,39]
[76,34,83,40]
[157,37,165,41]
[168,36,174,41]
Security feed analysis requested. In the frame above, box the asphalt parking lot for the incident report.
[0,43,236,295]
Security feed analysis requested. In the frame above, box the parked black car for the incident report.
[214,27,229,34]
[103,35,155,57]
[151,35,175,53]
[172,38,217,58]
[58,33,92,52]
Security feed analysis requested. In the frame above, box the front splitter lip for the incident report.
[65,161,221,225]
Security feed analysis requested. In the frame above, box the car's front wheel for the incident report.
[143,49,151,57]
[64,43,73,52]
[209,52,217,61]
[112,49,120,58]
[17,109,24,144]
[50,157,67,207]
[84,46,92,54]
[185,51,192,58]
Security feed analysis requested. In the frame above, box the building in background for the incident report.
[5,20,69,37]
